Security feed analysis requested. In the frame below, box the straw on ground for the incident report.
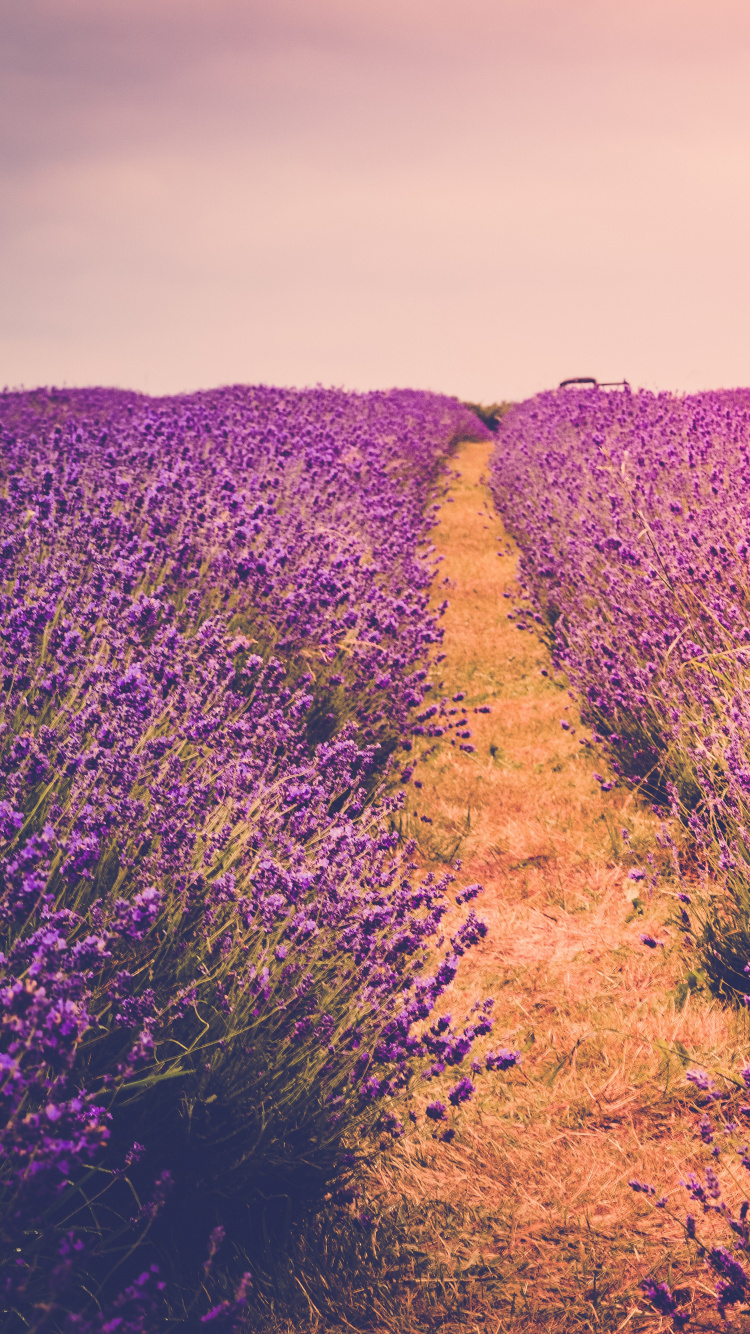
[370,439,750,1333]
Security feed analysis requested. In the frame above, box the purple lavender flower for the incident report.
[201,1271,252,1324]
[697,1114,714,1144]
[485,1048,521,1071]
[709,1247,749,1314]
[447,1075,475,1106]
[639,1278,689,1327]
[488,385,750,1009]
[686,1069,714,1092]
[455,883,483,905]
[628,1178,656,1195]
[0,384,498,1324]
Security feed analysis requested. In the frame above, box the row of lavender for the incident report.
[489,384,750,1324]
[0,385,497,1330]
[489,386,750,977]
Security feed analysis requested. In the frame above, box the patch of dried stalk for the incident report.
[265,442,749,1333]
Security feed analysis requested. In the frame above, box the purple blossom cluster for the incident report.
[628,1072,750,1327]
[489,385,750,993]
[405,692,485,755]
[0,384,495,1329]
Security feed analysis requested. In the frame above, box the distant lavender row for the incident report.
[489,386,750,992]
[0,384,493,1329]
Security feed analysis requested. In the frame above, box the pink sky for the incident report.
[2,0,750,401]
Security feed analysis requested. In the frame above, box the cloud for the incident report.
[2,0,750,397]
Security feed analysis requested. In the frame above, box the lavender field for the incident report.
[0,385,505,1330]
[490,386,750,985]
[490,385,750,1325]
[10,377,750,1331]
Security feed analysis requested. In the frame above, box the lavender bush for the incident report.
[0,384,494,1329]
[629,1064,750,1328]
[489,386,750,995]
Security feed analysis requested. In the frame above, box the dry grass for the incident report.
[260,441,750,1333]
[362,442,750,1332]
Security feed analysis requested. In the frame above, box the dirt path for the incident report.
[377,440,750,1333]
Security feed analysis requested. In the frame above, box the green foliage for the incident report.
[460,402,513,433]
